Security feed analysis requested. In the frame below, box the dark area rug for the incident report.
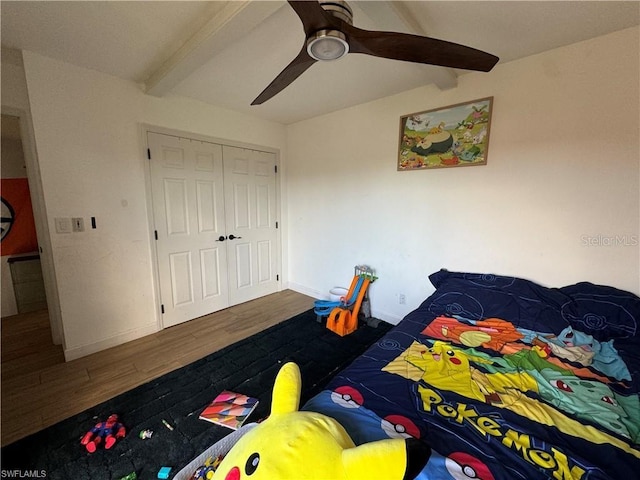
[1,310,392,479]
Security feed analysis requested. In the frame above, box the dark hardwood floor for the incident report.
[1,289,313,446]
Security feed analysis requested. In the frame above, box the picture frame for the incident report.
[398,97,493,170]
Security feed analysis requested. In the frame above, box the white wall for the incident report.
[286,27,640,324]
[1,49,30,110]
[21,51,287,359]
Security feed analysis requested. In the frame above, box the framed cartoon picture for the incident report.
[398,97,493,170]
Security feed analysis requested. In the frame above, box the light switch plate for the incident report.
[72,217,84,232]
[55,217,72,234]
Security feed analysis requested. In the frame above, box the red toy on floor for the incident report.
[81,414,126,453]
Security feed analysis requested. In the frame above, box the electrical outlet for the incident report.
[399,293,406,305]
[72,217,84,232]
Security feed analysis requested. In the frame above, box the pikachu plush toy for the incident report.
[214,362,431,480]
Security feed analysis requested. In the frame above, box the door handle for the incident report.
[228,234,242,240]
[216,235,227,242]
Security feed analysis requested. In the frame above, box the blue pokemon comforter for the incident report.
[304,270,640,479]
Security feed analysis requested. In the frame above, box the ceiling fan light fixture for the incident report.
[252,0,499,105]
[306,30,349,61]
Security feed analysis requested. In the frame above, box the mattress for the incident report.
[304,270,640,479]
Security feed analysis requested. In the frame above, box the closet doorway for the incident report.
[147,130,280,328]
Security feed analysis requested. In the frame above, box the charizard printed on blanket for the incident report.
[424,315,632,382]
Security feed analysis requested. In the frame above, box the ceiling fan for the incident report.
[251,0,499,105]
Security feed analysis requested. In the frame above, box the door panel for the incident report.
[256,184,271,228]
[223,146,279,306]
[232,183,250,229]
[149,132,229,327]
[164,179,189,235]
[200,248,222,298]
[196,181,218,232]
[234,242,252,289]
[170,251,193,306]
[257,240,272,282]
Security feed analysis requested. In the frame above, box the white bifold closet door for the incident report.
[148,132,279,328]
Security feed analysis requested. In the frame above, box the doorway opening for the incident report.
[1,113,47,316]
[1,113,63,378]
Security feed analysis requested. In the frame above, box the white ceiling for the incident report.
[2,1,639,124]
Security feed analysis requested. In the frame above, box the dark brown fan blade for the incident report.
[251,46,317,105]
[344,24,499,72]
[288,0,339,35]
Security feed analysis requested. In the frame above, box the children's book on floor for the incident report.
[199,391,259,430]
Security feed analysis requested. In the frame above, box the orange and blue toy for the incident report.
[314,275,364,320]
[315,265,377,337]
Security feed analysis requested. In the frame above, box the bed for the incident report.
[303,269,640,479]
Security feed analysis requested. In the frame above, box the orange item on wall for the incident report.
[1,178,38,256]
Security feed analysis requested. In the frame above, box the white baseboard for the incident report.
[63,322,159,361]
[286,282,324,300]
[62,289,403,361]
[370,309,403,325]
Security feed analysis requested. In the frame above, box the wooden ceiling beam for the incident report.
[356,1,458,90]
[144,1,284,97]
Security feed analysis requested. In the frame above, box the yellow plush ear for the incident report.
[342,438,409,480]
[213,362,431,480]
[271,361,302,415]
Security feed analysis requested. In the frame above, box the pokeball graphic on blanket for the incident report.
[445,452,495,480]
[427,292,484,320]
[330,386,421,439]
[561,296,638,338]
[331,386,364,409]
